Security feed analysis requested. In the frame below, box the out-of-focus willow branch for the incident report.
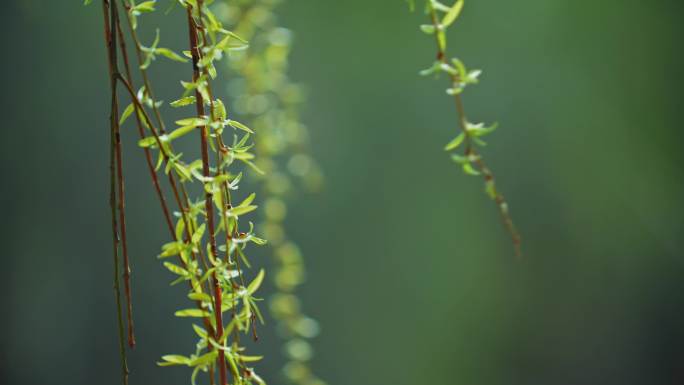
[214,1,326,384]
[411,0,521,256]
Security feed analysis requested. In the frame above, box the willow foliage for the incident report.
[90,1,522,384]
[411,0,521,255]
[90,0,270,384]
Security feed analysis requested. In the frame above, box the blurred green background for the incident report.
[2,1,683,384]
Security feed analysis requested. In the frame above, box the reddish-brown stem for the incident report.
[107,0,136,348]
[120,0,167,132]
[186,5,227,385]
[195,20,246,355]
[427,6,521,256]
[101,0,130,382]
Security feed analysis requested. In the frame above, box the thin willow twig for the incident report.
[101,0,130,382]
[427,3,521,256]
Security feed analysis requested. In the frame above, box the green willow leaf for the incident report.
[227,120,254,134]
[191,324,207,339]
[462,162,480,176]
[444,132,465,151]
[138,136,159,148]
[227,205,257,217]
[190,351,218,367]
[191,223,206,245]
[246,269,265,296]
[158,354,191,367]
[420,24,436,34]
[238,355,263,363]
[442,0,465,27]
[188,292,212,303]
[163,261,189,276]
[174,309,211,318]
[133,1,157,14]
[240,192,256,207]
[170,96,196,107]
[119,103,135,125]
[156,48,188,63]
[175,118,208,129]
[168,124,197,141]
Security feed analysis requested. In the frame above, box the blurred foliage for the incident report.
[215,1,326,384]
[1,1,684,385]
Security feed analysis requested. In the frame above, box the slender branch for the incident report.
[194,25,243,349]
[427,4,521,256]
[185,4,227,385]
[108,0,136,348]
[102,0,129,382]
[120,0,167,133]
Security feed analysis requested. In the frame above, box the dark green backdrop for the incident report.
[2,1,683,384]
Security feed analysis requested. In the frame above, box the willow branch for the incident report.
[186,4,227,385]
[102,0,130,382]
[427,5,521,256]
[108,0,136,348]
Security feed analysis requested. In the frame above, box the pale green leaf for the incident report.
[134,1,157,13]
[119,103,135,125]
[227,120,254,134]
[420,24,436,34]
[462,162,480,176]
[190,351,218,367]
[442,0,465,27]
[444,132,465,151]
[170,96,196,107]
[156,47,188,63]
[175,117,207,127]
[157,354,191,367]
[227,205,257,217]
[163,262,188,276]
[246,269,265,296]
[174,308,211,318]
[168,124,197,141]
[191,324,207,339]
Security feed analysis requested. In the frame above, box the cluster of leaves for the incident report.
[90,0,272,384]
[214,1,326,384]
[412,0,521,255]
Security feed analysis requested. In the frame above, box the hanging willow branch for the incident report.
[214,1,326,384]
[411,0,521,255]
[100,0,130,383]
[89,0,270,383]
